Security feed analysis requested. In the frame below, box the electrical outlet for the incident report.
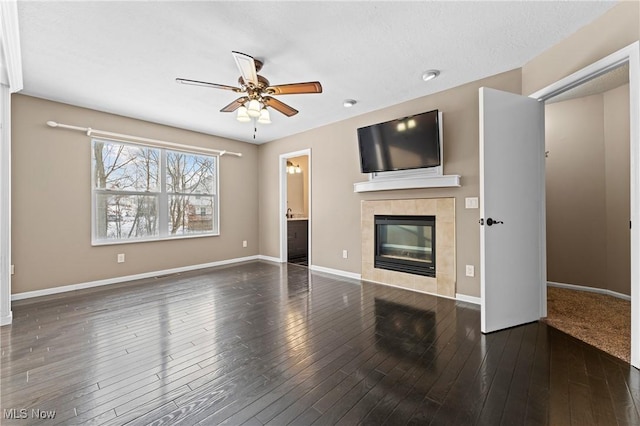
[465,265,475,277]
[342,250,348,259]
[117,253,125,263]
[243,240,248,248]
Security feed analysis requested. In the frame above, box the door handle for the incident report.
[479,218,504,226]
[486,218,503,226]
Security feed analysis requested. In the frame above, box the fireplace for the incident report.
[375,215,436,277]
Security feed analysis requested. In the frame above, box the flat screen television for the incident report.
[357,109,441,173]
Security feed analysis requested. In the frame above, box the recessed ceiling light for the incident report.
[343,99,357,108]
[421,70,440,82]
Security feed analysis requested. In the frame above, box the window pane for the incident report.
[168,195,215,235]
[95,194,159,240]
[93,140,160,191]
[166,151,215,194]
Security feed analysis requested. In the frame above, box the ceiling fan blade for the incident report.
[232,51,258,86]
[176,78,241,92]
[220,96,249,113]
[263,96,298,117]
[266,82,323,95]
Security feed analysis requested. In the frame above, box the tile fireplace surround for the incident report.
[361,198,456,298]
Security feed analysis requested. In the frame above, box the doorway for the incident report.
[279,149,312,266]
[530,41,640,367]
[543,62,631,362]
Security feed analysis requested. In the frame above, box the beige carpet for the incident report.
[543,286,630,363]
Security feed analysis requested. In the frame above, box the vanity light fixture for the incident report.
[286,161,302,174]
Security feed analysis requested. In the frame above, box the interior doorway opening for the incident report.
[279,149,312,267]
[531,41,639,367]
[544,61,631,363]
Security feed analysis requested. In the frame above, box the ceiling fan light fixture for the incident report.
[247,99,262,117]
[258,108,271,124]
[421,69,440,82]
[236,106,251,122]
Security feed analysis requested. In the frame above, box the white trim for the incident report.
[0,311,12,326]
[547,281,631,302]
[353,174,461,193]
[0,0,23,93]
[11,255,260,301]
[456,293,481,305]
[530,41,640,369]
[309,265,361,281]
[0,63,8,87]
[279,149,312,263]
[629,43,640,367]
[0,83,11,325]
[257,255,283,263]
[529,44,633,101]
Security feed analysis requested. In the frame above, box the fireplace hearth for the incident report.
[375,215,435,277]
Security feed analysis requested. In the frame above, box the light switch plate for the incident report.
[465,197,479,209]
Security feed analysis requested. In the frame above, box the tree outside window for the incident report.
[92,139,218,244]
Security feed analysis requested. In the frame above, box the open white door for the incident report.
[480,87,546,333]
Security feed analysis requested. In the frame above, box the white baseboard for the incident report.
[12,255,260,301]
[547,281,631,301]
[0,311,12,326]
[257,255,283,263]
[309,265,361,281]
[456,293,481,305]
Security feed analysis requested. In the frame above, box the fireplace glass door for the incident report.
[375,215,435,277]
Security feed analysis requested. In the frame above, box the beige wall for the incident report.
[11,94,259,294]
[286,155,309,218]
[545,94,605,288]
[526,0,637,297]
[522,1,639,95]
[546,85,630,294]
[604,84,631,295]
[259,69,522,298]
[545,84,631,295]
[259,1,638,299]
[11,1,638,299]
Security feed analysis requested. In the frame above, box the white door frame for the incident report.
[530,41,640,368]
[279,149,312,263]
[0,0,23,326]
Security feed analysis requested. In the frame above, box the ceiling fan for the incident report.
[176,51,322,126]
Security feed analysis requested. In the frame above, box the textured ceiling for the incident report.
[17,1,617,144]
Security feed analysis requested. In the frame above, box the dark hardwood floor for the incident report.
[1,261,639,425]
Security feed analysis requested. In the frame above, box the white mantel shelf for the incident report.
[353,174,461,193]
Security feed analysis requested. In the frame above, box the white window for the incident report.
[92,138,219,245]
